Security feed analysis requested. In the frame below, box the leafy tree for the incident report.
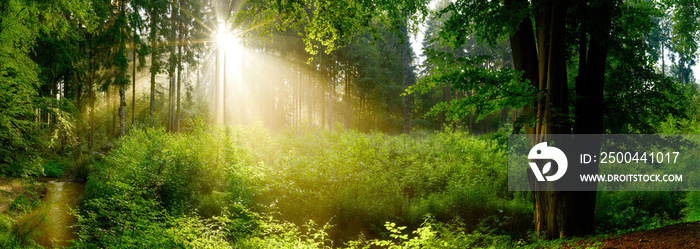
[0,0,93,174]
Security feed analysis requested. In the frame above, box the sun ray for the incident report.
[169,0,214,34]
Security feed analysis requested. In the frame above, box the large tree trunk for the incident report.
[508,0,610,238]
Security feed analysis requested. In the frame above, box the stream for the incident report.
[31,178,85,248]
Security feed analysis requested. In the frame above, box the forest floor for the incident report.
[0,178,45,214]
[561,221,700,248]
[0,178,26,213]
[2,177,699,248]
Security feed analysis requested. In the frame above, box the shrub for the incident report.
[77,121,534,247]
[596,191,685,233]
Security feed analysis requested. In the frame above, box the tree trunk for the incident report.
[176,49,182,133]
[119,86,126,136]
[321,57,327,129]
[508,0,610,238]
[403,17,410,134]
[168,3,176,132]
[88,37,94,150]
[329,66,333,131]
[132,44,136,125]
[215,36,220,124]
[346,64,351,127]
[150,7,157,119]
[223,44,227,125]
[176,5,183,133]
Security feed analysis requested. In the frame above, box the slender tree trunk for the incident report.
[88,36,94,150]
[109,86,115,137]
[168,3,176,132]
[321,56,327,128]
[403,16,410,134]
[132,44,136,125]
[150,7,157,119]
[119,87,126,136]
[329,65,333,131]
[215,38,220,124]
[176,50,182,133]
[661,33,665,76]
[346,64,351,127]
[176,5,183,133]
[223,44,227,125]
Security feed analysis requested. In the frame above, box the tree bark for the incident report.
[403,16,410,134]
[132,43,136,125]
[329,64,334,131]
[88,36,94,150]
[223,44,227,125]
[215,36,220,124]
[507,0,539,139]
[150,6,157,119]
[119,87,126,136]
[508,0,608,238]
[168,3,176,132]
[176,4,183,133]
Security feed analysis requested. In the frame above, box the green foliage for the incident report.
[247,125,532,240]
[42,160,66,178]
[0,180,49,249]
[75,121,535,247]
[596,191,684,233]
[682,192,700,221]
[238,0,430,56]
[0,0,42,172]
[0,0,94,177]
[412,51,533,123]
[347,216,512,249]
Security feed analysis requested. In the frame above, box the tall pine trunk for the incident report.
[150,7,157,119]
[88,36,95,150]
[132,44,136,125]
[176,3,183,133]
[119,87,126,136]
[402,16,410,134]
[329,65,333,131]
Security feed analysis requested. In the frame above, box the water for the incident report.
[32,179,85,248]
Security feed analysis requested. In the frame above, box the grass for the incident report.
[0,179,46,248]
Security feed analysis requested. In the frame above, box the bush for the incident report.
[76,121,534,247]
[42,160,65,178]
[596,191,685,233]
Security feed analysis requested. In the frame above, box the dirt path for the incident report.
[0,178,25,213]
[598,222,700,248]
[563,222,700,248]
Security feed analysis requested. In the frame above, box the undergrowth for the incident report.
[70,119,696,248]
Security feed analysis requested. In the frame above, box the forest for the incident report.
[1,0,700,248]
